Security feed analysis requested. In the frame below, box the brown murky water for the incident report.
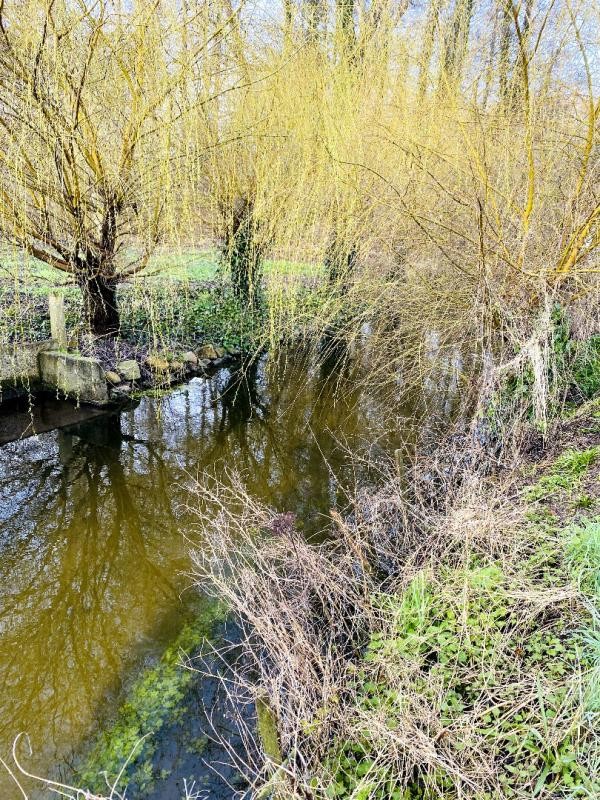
[0,345,421,798]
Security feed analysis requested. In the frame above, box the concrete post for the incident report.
[49,292,67,348]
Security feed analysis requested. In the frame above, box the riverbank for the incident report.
[0,268,329,406]
[322,401,600,799]
[191,392,600,799]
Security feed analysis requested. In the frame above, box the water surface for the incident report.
[0,345,415,798]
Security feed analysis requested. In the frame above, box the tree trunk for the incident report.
[418,0,445,101]
[498,0,513,103]
[326,235,357,294]
[336,0,355,47]
[305,0,325,44]
[283,0,294,46]
[224,197,263,309]
[78,269,120,337]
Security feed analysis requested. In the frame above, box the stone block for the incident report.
[197,344,218,360]
[105,370,121,385]
[49,292,67,347]
[146,355,170,371]
[0,339,55,384]
[39,351,109,405]
[111,383,132,396]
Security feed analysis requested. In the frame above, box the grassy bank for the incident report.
[0,251,325,356]
[189,383,600,800]
[325,415,600,799]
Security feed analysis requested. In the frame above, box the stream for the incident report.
[0,342,434,799]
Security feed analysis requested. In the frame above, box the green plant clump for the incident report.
[324,558,597,799]
[118,283,263,351]
[78,602,225,796]
[571,335,600,401]
[486,310,600,438]
[524,447,598,502]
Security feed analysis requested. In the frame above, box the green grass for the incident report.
[524,447,599,502]
[138,249,219,282]
[0,245,320,292]
[566,518,600,722]
[263,257,323,278]
[0,247,72,288]
[566,518,600,599]
[0,246,220,289]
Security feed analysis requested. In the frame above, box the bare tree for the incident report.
[336,0,356,49]
[418,0,447,101]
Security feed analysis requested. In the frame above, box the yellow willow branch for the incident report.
[555,204,600,276]
[325,150,477,278]
[565,0,598,205]
[511,1,535,239]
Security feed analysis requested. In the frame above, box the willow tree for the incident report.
[440,0,476,88]
[417,0,445,100]
[336,0,355,49]
[0,0,215,336]
[195,0,279,312]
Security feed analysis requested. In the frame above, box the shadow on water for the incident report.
[0,343,445,798]
[0,392,109,445]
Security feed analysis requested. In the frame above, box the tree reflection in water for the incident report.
[0,346,409,797]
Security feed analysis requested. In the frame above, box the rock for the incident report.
[170,361,184,373]
[182,351,198,365]
[197,359,211,371]
[214,345,226,358]
[146,355,170,372]
[105,370,122,385]
[111,382,131,396]
[197,344,219,360]
[116,359,141,381]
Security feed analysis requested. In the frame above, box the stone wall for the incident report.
[1,342,109,405]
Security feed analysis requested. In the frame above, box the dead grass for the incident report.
[189,418,599,799]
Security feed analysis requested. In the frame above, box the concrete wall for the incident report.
[38,351,109,405]
[0,340,56,384]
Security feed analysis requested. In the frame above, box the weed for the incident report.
[571,336,600,400]
[325,560,596,799]
[554,448,599,476]
[574,494,595,510]
[566,518,600,599]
